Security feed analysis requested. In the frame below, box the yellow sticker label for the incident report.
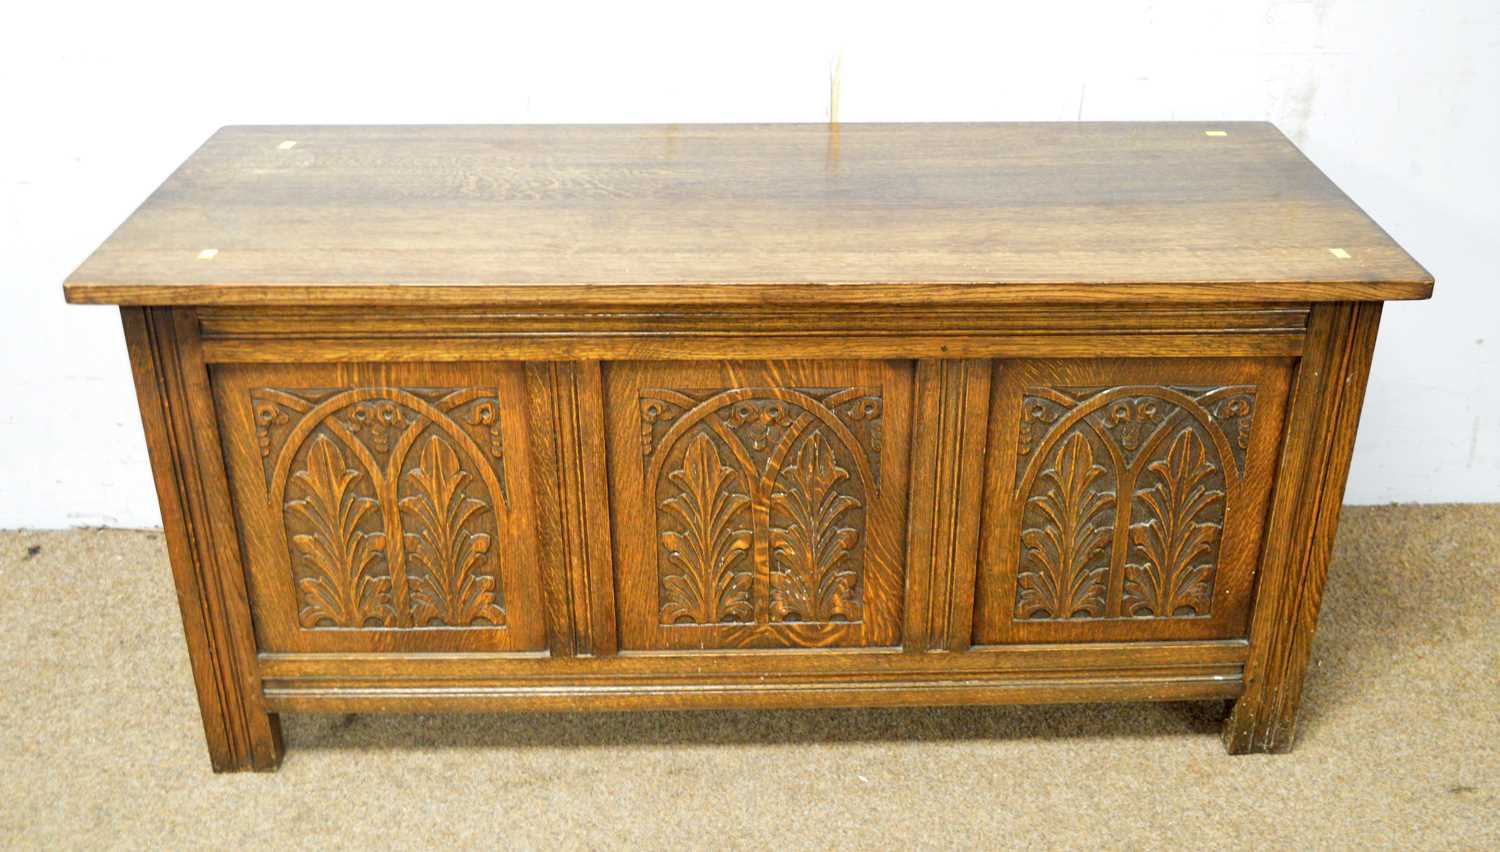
[1328,248,1352,259]
[1204,130,1229,137]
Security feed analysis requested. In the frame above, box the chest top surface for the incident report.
[63,122,1430,307]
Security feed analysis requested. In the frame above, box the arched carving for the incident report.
[250,386,510,630]
[1013,385,1254,621]
[643,386,881,634]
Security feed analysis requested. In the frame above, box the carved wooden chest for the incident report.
[64,123,1431,770]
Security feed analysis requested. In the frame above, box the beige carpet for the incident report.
[2,504,1497,849]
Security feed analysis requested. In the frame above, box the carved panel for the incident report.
[284,434,395,628]
[769,433,863,623]
[657,433,755,625]
[610,362,912,652]
[400,435,505,627]
[642,388,882,485]
[1013,384,1254,622]
[255,386,509,629]
[1123,429,1224,618]
[1015,431,1115,620]
[646,387,878,637]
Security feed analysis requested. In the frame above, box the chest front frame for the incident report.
[122,299,1379,770]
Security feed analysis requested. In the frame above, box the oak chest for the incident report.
[64,122,1431,771]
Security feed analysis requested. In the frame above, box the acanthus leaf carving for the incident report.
[286,434,395,628]
[1015,431,1114,620]
[769,431,862,623]
[263,386,510,631]
[1123,428,1224,617]
[400,434,504,627]
[645,386,881,642]
[658,432,755,625]
[1013,383,1250,622]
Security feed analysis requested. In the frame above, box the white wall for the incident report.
[3,0,1496,528]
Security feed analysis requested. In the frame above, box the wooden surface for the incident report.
[122,308,283,771]
[64,123,1431,307]
[604,360,913,651]
[211,362,549,654]
[70,124,1426,768]
[144,300,1346,765]
[974,357,1291,644]
[1223,301,1383,753]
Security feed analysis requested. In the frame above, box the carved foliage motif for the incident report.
[252,387,509,630]
[1123,429,1224,617]
[285,435,394,628]
[1013,385,1254,622]
[658,434,754,625]
[644,388,879,636]
[1015,432,1114,620]
[401,436,505,627]
[769,434,861,623]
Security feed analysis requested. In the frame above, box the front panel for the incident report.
[212,362,547,653]
[604,360,914,650]
[974,357,1293,643]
